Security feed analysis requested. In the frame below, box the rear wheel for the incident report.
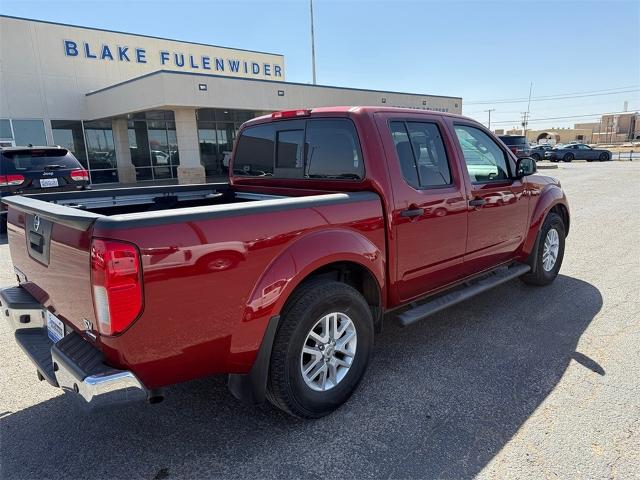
[521,212,565,286]
[266,280,374,418]
[531,153,541,161]
[599,152,610,161]
[563,153,574,162]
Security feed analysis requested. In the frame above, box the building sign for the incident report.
[62,39,284,79]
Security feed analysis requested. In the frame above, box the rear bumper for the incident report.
[1,286,148,410]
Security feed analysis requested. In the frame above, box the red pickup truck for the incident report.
[2,107,569,418]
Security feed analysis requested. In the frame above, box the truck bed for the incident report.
[3,183,385,388]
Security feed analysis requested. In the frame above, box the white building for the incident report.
[0,15,462,184]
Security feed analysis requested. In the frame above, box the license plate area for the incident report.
[40,178,59,188]
[46,310,65,343]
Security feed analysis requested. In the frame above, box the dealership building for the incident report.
[0,15,462,184]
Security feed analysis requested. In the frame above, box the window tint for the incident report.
[233,124,275,176]
[455,125,510,183]
[390,121,452,188]
[234,118,363,180]
[276,130,304,169]
[1,149,81,174]
[306,119,363,179]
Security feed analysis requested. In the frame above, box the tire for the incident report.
[520,212,566,286]
[0,216,6,234]
[599,152,610,161]
[563,153,574,162]
[531,153,541,161]
[266,279,374,418]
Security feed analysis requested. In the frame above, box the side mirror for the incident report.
[515,157,537,178]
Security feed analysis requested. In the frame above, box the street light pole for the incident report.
[310,0,317,85]
[485,108,495,130]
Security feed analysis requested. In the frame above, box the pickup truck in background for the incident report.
[1,107,569,418]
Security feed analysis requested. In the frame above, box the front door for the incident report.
[377,114,468,303]
[449,122,529,274]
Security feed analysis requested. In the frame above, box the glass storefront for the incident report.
[196,109,268,176]
[51,120,87,167]
[127,111,179,181]
[10,119,46,147]
[84,120,119,184]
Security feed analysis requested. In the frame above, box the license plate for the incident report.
[46,311,65,343]
[40,178,59,188]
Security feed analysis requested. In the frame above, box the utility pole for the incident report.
[524,82,533,138]
[521,111,530,136]
[310,0,317,84]
[484,108,495,130]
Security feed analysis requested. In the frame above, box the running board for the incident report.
[397,263,531,327]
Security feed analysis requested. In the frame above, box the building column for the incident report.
[174,107,206,184]
[111,118,137,184]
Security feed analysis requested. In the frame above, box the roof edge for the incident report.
[86,69,463,101]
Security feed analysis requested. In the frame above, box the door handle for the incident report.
[468,197,486,207]
[400,207,424,218]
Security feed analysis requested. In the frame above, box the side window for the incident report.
[306,119,363,179]
[234,124,275,176]
[390,121,452,188]
[454,125,510,183]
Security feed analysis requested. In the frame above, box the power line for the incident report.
[465,86,640,105]
[488,108,640,125]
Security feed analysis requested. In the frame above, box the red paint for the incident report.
[6,107,569,390]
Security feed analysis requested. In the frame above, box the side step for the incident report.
[397,263,531,327]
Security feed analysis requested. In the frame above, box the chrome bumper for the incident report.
[1,286,148,410]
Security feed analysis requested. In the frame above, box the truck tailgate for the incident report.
[4,195,100,334]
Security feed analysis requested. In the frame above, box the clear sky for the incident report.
[2,0,639,129]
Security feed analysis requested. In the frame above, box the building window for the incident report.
[0,119,14,147]
[84,120,119,184]
[51,120,88,168]
[127,111,179,181]
[196,108,268,177]
[12,119,46,146]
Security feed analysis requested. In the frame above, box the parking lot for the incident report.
[1,161,638,479]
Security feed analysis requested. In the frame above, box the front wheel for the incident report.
[521,212,566,286]
[266,280,374,418]
[599,152,610,161]
[563,153,574,162]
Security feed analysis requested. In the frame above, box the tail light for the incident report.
[70,169,89,182]
[90,239,143,336]
[0,174,25,186]
[272,109,311,119]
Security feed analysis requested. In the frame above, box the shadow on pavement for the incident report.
[0,275,601,479]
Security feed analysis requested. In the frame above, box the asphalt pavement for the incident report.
[1,161,638,479]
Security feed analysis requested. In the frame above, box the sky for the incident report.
[2,0,639,129]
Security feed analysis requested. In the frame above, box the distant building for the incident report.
[495,112,639,145]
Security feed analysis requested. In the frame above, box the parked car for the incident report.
[0,146,89,232]
[1,107,570,418]
[545,143,612,162]
[530,144,553,161]
[498,135,532,158]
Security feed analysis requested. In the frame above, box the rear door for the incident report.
[448,121,529,273]
[376,112,468,302]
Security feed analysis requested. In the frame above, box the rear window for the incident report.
[1,149,81,174]
[233,118,364,180]
[498,136,527,146]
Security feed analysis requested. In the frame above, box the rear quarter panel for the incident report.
[93,194,385,389]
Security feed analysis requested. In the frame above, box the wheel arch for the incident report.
[521,185,570,260]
